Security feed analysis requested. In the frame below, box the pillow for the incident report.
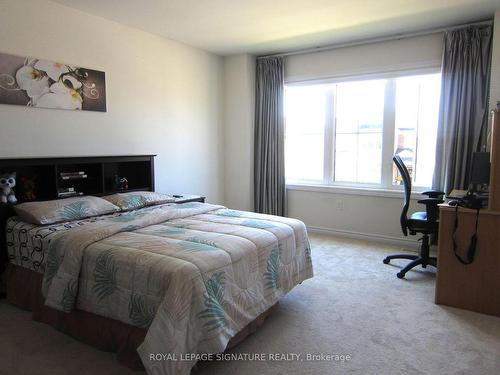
[102,191,175,211]
[14,196,120,225]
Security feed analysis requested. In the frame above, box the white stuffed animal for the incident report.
[0,172,17,204]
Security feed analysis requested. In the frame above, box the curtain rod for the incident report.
[257,19,493,59]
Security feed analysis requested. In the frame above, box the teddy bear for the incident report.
[0,172,18,204]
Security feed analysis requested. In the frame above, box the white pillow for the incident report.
[102,191,175,211]
[15,196,119,225]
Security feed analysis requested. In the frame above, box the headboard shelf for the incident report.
[0,155,156,203]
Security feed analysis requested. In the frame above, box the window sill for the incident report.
[286,183,425,200]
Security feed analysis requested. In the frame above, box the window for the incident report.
[393,75,441,187]
[334,80,385,184]
[284,72,441,189]
[284,84,328,182]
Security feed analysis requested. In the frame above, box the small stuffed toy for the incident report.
[119,177,129,190]
[114,175,129,190]
[0,172,18,204]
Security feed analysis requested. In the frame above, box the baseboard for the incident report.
[307,225,419,250]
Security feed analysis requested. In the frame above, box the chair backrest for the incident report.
[393,155,411,236]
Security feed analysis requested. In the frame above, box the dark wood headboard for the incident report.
[0,155,156,203]
[0,155,156,276]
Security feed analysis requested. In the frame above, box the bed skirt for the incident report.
[6,264,277,370]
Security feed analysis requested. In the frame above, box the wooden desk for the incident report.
[435,110,500,316]
[435,204,500,316]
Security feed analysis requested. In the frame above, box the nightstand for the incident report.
[173,195,206,204]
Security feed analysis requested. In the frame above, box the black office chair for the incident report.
[383,155,445,278]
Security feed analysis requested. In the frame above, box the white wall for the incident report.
[288,189,415,241]
[285,33,443,83]
[0,0,224,203]
[223,54,256,210]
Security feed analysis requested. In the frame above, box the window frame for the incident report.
[284,67,441,192]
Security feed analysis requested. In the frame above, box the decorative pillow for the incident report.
[102,191,175,211]
[14,196,120,225]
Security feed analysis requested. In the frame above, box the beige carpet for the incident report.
[1,233,499,375]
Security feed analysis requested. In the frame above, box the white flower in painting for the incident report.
[36,79,83,110]
[61,75,82,90]
[34,60,70,81]
[15,66,50,104]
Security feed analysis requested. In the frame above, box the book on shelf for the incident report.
[58,187,75,193]
[57,191,83,198]
[60,171,85,177]
[61,174,88,180]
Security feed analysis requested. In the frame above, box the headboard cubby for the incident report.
[0,155,156,203]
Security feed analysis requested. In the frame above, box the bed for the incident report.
[5,199,313,375]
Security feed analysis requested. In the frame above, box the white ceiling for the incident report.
[51,0,500,56]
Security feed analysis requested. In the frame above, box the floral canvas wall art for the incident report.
[0,52,106,112]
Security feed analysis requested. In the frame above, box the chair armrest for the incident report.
[418,198,444,223]
[422,190,445,198]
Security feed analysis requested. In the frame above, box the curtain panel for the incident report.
[254,57,286,216]
[433,25,493,193]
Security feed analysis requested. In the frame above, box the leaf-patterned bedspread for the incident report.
[41,202,314,375]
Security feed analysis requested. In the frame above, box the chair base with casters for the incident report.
[385,155,444,279]
[383,233,436,279]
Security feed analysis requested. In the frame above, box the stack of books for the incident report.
[60,171,88,180]
[58,171,87,198]
[58,187,84,198]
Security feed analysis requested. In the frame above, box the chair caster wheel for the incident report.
[397,272,405,279]
[383,258,390,264]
